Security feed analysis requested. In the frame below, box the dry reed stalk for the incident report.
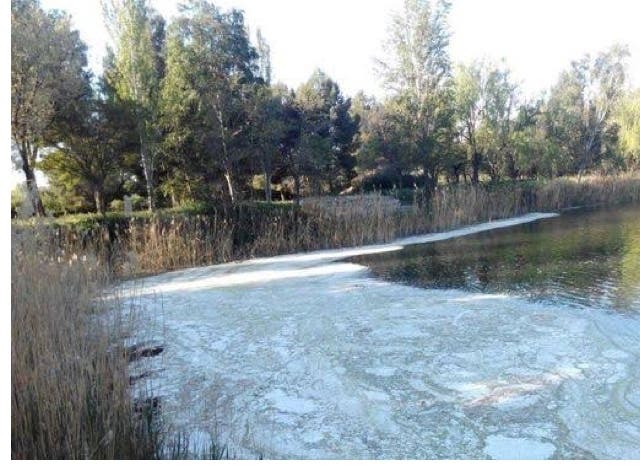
[11,228,159,459]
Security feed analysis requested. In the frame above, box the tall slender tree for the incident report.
[160,0,258,204]
[376,0,453,194]
[615,88,640,169]
[484,66,518,180]
[545,44,629,175]
[454,61,486,184]
[103,0,162,210]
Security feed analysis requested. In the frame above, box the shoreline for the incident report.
[121,212,560,289]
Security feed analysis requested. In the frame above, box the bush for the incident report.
[352,168,418,193]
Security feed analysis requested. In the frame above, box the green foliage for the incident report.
[454,60,519,182]
[544,44,630,175]
[375,0,454,193]
[39,88,136,214]
[293,70,360,194]
[12,0,639,218]
[160,0,259,204]
[615,88,640,169]
[103,0,164,210]
[11,0,90,216]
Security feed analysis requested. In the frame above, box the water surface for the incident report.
[120,208,640,459]
[353,205,640,313]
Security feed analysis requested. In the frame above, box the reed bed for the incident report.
[535,173,640,210]
[11,229,160,459]
[301,194,408,246]
[126,173,640,274]
[428,183,538,231]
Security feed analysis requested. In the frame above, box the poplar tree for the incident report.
[103,0,161,210]
[376,0,453,194]
[545,44,629,175]
[455,60,518,182]
[615,88,640,169]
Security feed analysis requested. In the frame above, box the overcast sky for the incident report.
[40,0,640,98]
[14,0,640,187]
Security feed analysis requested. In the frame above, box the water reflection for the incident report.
[353,205,640,313]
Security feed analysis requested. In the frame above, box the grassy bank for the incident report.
[11,172,640,458]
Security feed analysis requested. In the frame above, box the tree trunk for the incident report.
[263,169,272,202]
[263,157,272,202]
[311,175,321,196]
[19,144,45,216]
[94,189,105,215]
[140,144,154,212]
[423,164,435,194]
[224,170,236,204]
[471,152,481,185]
[293,172,301,206]
[423,165,437,206]
[506,153,518,180]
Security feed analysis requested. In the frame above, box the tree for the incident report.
[276,90,305,203]
[454,61,485,183]
[160,0,258,204]
[103,0,163,210]
[245,31,286,202]
[329,90,360,191]
[246,85,286,202]
[510,99,551,178]
[39,86,136,214]
[545,44,629,175]
[376,0,453,195]
[454,59,518,182]
[11,0,90,216]
[352,93,419,190]
[481,64,518,180]
[614,88,640,169]
[295,70,360,194]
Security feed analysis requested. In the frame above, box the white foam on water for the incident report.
[484,435,556,459]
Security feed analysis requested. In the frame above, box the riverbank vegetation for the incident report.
[11,232,160,459]
[13,173,640,279]
[11,0,640,459]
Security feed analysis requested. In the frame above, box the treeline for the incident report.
[11,0,640,216]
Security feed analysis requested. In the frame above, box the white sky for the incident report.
[13,0,640,187]
[41,0,640,98]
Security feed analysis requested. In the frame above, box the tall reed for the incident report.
[11,228,159,459]
[535,172,640,210]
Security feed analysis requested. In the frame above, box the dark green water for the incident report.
[353,205,640,313]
